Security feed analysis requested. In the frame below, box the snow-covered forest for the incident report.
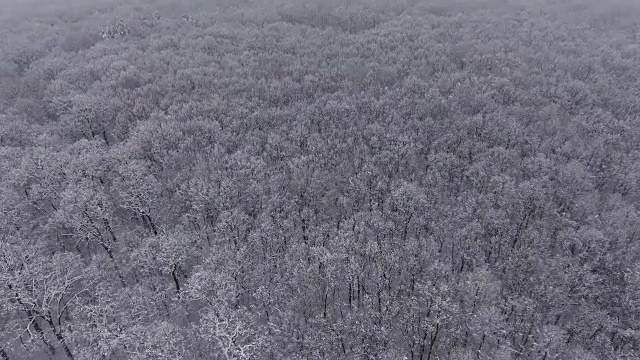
[1,0,639,359]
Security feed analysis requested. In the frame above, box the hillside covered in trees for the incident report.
[1,0,640,359]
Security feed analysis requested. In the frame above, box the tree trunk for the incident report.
[171,263,181,294]
[426,323,440,360]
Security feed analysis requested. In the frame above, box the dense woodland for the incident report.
[1,0,639,359]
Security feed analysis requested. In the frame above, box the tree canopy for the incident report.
[1,0,639,359]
